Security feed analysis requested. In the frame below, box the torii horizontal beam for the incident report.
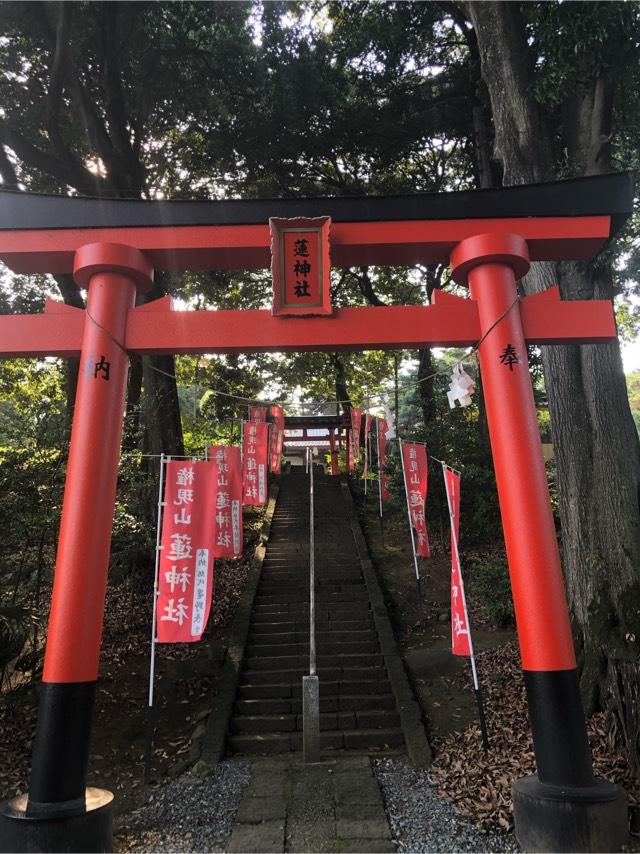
[0,286,617,359]
[0,217,613,273]
[0,171,632,273]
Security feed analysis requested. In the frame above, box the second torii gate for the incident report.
[0,173,633,853]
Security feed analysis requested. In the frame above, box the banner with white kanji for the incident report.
[363,413,373,479]
[243,420,269,505]
[377,418,390,501]
[329,428,340,475]
[209,445,243,559]
[401,442,430,557]
[249,406,267,423]
[269,405,285,474]
[156,460,217,643]
[350,408,362,462]
[444,467,471,657]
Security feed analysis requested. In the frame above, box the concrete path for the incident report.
[226,755,394,853]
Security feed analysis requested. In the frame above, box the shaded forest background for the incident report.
[0,0,639,771]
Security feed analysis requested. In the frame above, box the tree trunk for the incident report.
[142,355,184,457]
[417,348,436,431]
[467,0,640,767]
[122,355,143,454]
[332,354,352,415]
[53,273,84,438]
[139,274,185,459]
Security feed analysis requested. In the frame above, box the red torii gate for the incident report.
[0,173,633,853]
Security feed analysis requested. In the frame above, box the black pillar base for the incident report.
[513,774,627,853]
[0,788,113,853]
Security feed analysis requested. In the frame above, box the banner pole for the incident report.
[442,462,489,752]
[399,438,422,599]
[145,452,167,783]
[377,422,385,547]
[363,418,369,494]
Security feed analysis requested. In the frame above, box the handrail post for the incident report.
[303,449,320,762]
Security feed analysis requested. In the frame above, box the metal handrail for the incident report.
[302,448,320,762]
[308,448,316,677]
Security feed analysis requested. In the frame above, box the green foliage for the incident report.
[385,353,502,546]
[468,557,515,629]
[0,360,66,448]
[626,371,640,436]
[0,605,33,670]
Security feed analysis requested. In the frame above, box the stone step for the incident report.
[248,619,374,634]
[259,574,363,586]
[252,602,371,617]
[254,591,370,606]
[241,665,389,685]
[245,641,380,658]
[234,693,397,716]
[248,629,377,645]
[262,558,359,567]
[243,653,384,671]
[260,569,362,579]
[237,679,393,700]
[228,727,405,755]
[231,708,400,735]
[256,584,365,597]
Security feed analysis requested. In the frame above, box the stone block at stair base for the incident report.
[303,675,321,763]
[226,820,285,853]
[335,774,383,805]
[336,817,392,840]
[336,839,395,853]
[237,796,287,823]
[513,774,627,852]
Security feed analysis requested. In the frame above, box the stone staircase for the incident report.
[228,466,405,756]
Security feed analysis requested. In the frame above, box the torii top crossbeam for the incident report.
[0,172,634,359]
[0,171,631,273]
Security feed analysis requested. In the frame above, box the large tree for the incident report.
[465,0,640,766]
[0,1,264,454]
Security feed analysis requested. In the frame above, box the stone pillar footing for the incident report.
[302,674,321,764]
[513,774,627,853]
[0,788,113,853]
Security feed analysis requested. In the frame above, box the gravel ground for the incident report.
[115,760,250,853]
[374,758,519,853]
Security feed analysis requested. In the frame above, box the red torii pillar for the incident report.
[450,233,626,852]
[1,244,153,852]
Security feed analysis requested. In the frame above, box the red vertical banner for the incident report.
[249,406,266,423]
[377,418,390,501]
[243,421,269,505]
[329,429,340,475]
[444,467,471,657]
[209,445,243,558]
[156,460,217,643]
[347,430,354,471]
[350,408,362,463]
[269,405,285,473]
[363,413,372,478]
[401,443,430,557]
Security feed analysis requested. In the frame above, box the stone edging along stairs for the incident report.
[222,466,431,764]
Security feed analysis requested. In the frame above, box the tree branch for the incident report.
[0,120,109,194]
[0,146,19,189]
[355,267,387,306]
